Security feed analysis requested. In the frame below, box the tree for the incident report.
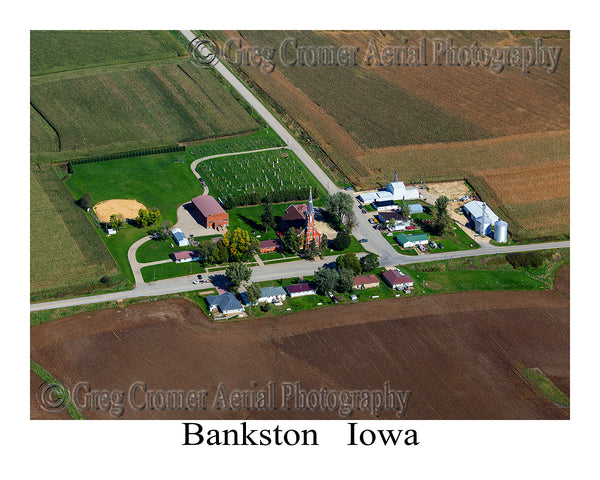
[223,227,254,261]
[77,192,93,210]
[282,227,303,255]
[214,239,229,264]
[336,267,354,293]
[431,196,455,237]
[196,239,218,266]
[331,231,351,251]
[225,262,252,292]
[345,211,358,233]
[318,234,328,255]
[398,199,410,219]
[360,253,379,273]
[136,209,150,228]
[260,202,276,231]
[245,282,262,314]
[109,214,125,230]
[147,207,161,226]
[67,161,74,174]
[313,267,339,295]
[325,192,354,226]
[337,253,361,275]
[435,196,449,213]
[303,239,319,260]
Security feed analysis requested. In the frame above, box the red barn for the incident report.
[190,195,228,230]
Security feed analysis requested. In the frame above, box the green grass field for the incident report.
[196,149,326,203]
[188,129,283,158]
[520,368,569,407]
[30,164,122,297]
[31,61,259,156]
[31,30,186,76]
[140,261,206,283]
[30,106,59,154]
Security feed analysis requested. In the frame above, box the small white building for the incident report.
[171,228,189,247]
[358,190,394,204]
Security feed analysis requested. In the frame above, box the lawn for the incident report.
[136,235,223,263]
[31,60,259,158]
[141,261,206,283]
[196,148,326,204]
[31,30,186,76]
[65,150,202,224]
[188,128,283,158]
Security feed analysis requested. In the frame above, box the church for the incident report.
[279,188,322,249]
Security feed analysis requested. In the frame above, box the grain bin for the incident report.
[494,220,508,243]
[474,216,492,236]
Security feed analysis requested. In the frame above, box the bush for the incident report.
[506,252,545,269]
[331,231,351,251]
[260,303,272,313]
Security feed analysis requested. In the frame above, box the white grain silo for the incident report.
[474,216,492,236]
[494,220,508,243]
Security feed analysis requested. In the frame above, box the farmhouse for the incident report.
[279,188,322,249]
[190,195,229,230]
[258,286,287,303]
[353,275,380,290]
[408,203,424,214]
[373,199,398,212]
[206,292,244,315]
[259,239,283,253]
[386,181,421,201]
[171,250,199,263]
[377,211,404,224]
[381,269,414,290]
[395,233,429,248]
[171,228,189,247]
[286,283,316,297]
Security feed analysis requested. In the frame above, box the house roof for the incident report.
[381,269,414,285]
[286,283,315,294]
[378,211,404,222]
[353,274,380,286]
[172,250,198,261]
[259,239,283,249]
[205,292,243,311]
[260,286,287,298]
[395,232,429,243]
[191,195,226,217]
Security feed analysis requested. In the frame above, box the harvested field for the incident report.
[554,264,570,297]
[93,199,147,223]
[30,371,71,420]
[30,291,569,420]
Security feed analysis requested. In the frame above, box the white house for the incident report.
[386,181,420,200]
[258,286,287,303]
[206,292,244,315]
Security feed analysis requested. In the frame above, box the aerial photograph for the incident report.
[30,29,569,421]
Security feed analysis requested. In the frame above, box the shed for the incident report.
[259,238,283,253]
[171,250,199,263]
[408,203,424,214]
[171,228,189,247]
[463,201,499,224]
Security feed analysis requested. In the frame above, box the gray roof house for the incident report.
[258,286,287,303]
[205,292,244,315]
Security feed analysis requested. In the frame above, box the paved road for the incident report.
[30,240,569,312]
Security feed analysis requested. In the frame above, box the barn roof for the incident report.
[172,250,198,261]
[286,283,315,294]
[353,274,380,286]
[191,195,226,216]
[381,269,414,285]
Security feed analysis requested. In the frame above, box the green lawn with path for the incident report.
[136,235,223,263]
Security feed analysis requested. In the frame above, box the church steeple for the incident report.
[307,187,314,215]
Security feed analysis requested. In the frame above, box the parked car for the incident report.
[361,208,367,214]
[429,240,437,248]
[197,274,203,280]
[359,238,368,243]
[406,225,416,230]
[439,243,445,250]
[460,195,469,202]
[418,244,426,252]
[368,218,375,224]
[192,280,201,285]
[332,296,339,304]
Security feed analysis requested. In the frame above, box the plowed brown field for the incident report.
[30,291,569,420]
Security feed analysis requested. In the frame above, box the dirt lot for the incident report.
[426,181,471,201]
[31,291,569,420]
[93,199,146,223]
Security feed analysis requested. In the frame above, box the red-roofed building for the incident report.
[259,239,283,253]
[190,195,228,230]
[353,274,380,290]
[381,269,414,289]
[285,283,316,297]
[171,250,199,263]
